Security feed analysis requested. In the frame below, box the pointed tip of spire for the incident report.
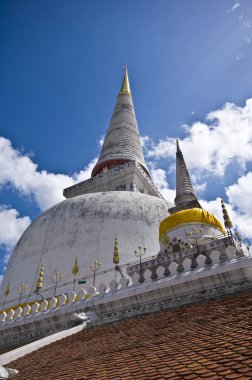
[119,65,131,96]
[176,139,181,153]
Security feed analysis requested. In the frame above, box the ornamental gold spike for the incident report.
[113,237,119,264]
[221,199,233,229]
[36,263,44,291]
[72,257,79,277]
[119,65,131,97]
[3,282,10,299]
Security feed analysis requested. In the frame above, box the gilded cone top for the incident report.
[119,66,131,96]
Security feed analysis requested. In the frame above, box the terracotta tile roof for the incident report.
[7,291,252,380]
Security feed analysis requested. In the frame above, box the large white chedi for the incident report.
[0,68,172,305]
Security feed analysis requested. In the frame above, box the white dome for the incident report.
[0,192,169,306]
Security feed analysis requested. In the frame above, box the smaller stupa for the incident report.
[159,140,225,253]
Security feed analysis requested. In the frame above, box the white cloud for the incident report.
[98,135,104,147]
[0,137,97,255]
[236,53,245,61]
[227,3,240,12]
[140,135,150,149]
[148,166,176,202]
[160,188,176,202]
[242,21,251,29]
[199,172,252,240]
[0,206,31,250]
[226,171,252,214]
[194,182,207,193]
[0,136,97,211]
[147,98,252,177]
[150,167,167,189]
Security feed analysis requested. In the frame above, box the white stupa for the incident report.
[0,67,172,306]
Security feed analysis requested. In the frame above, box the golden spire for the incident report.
[36,263,44,291]
[113,237,119,264]
[119,65,131,96]
[221,199,233,229]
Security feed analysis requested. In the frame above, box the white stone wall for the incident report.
[0,192,169,307]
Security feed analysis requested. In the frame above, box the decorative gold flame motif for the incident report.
[72,257,79,277]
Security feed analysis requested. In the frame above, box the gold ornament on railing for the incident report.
[90,260,101,287]
[52,271,64,297]
[134,245,147,283]
[72,257,79,291]
[113,237,123,278]
[36,263,44,291]
[18,282,28,305]
[3,282,10,299]
[221,199,233,229]
[113,237,119,265]
[1,282,10,311]
[221,199,235,246]
[35,263,44,301]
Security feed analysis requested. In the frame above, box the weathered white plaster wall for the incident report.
[0,192,170,306]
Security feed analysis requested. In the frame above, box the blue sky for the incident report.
[1,0,252,280]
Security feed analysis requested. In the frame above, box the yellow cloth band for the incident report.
[159,208,225,239]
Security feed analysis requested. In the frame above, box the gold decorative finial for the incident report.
[36,263,44,291]
[119,65,131,96]
[221,199,233,229]
[113,237,119,264]
[3,282,10,299]
[2,282,10,311]
[72,257,79,277]
[72,257,79,291]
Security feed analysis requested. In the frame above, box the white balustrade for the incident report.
[88,286,96,297]
[77,289,86,301]
[225,245,237,260]
[168,262,178,275]
[15,306,23,318]
[143,269,152,282]
[131,272,140,284]
[156,265,165,279]
[23,304,31,316]
[40,299,48,312]
[68,291,77,303]
[183,258,192,272]
[58,294,67,306]
[0,311,7,322]
[49,297,58,310]
[119,276,129,289]
[210,250,220,265]
[196,254,206,268]
[7,309,15,321]
[32,302,40,314]
[98,283,107,296]
[109,279,118,292]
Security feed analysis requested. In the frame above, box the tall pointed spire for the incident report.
[119,66,131,96]
[91,67,149,177]
[169,140,201,213]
